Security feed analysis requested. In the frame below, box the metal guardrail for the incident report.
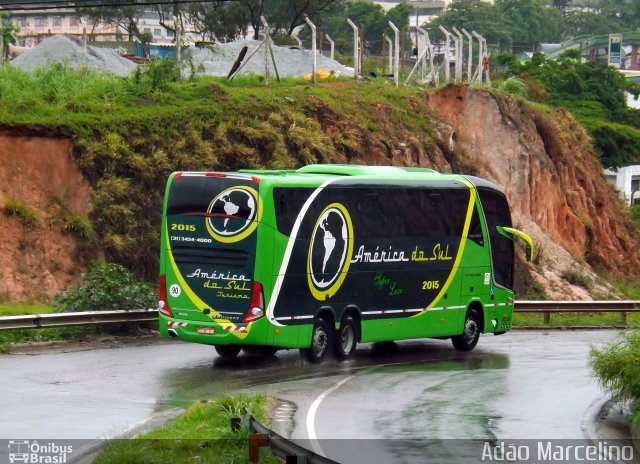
[514,300,640,325]
[0,300,637,331]
[0,309,158,331]
[243,408,337,464]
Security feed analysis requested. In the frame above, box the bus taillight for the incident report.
[158,275,173,318]
[243,281,265,323]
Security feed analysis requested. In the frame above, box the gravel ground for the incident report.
[11,34,137,76]
[186,39,353,78]
[10,35,352,79]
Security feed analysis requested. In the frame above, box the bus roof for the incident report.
[176,165,504,194]
[238,164,441,180]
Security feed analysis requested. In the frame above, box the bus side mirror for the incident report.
[496,226,535,263]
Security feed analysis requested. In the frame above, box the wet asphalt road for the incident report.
[0,330,629,459]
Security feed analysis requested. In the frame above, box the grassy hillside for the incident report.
[0,63,445,278]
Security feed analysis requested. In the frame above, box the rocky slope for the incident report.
[0,83,638,300]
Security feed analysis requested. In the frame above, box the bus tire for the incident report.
[452,308,480,352]
[335,316,357,360]
[302,318,331,363]
[215,345,241,358]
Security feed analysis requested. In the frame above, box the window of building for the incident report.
[52,16,62,26]
[35,17,48,27]
[167,30,174,37]
[154,28,162,36]
[70,16,79,26]
[144,28,151,34]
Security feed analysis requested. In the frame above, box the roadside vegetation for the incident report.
[95,395,280,464]
[53,261,155,313]
[590,330,640,429]
[514,312,640,328]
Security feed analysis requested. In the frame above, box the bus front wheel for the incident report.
[452,308,480,351]
[335,316,357,360]
[215,345,241,358]
[302,318,331,363]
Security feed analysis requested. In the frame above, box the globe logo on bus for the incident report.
[307,203,354,300]
[206,187,258,241]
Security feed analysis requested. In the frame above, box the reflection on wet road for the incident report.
[0,330,623,448]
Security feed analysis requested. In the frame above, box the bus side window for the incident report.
[468,205,484,246]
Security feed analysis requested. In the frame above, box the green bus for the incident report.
[158,165,533,363]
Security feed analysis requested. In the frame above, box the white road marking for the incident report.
[306,374,357,455]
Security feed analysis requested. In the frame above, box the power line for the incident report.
[0,0,232,12]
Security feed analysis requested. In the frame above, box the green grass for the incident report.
[2,198,39,228]
[0,327,86,352]
[590,330,640,429]
[514,312,640,327]
[0,303,53,316]
[95,395,280,464]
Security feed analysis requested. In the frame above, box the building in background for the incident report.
[605,165,640,206]
[8,8,117,47]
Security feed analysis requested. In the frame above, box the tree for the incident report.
[562,11,622,39]
[495,0,563,52]
[425,0,509,50]
[321,1,410,55]
[185,2,249,42]
[77,0,148,45]
[1,13,18,62]
[267,0,339,36]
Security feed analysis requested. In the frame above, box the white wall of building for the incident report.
[604,165,640,206]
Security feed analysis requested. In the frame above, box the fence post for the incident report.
[347,18,359,78]
[386,35,393,76]
[305,16,317,84]
[292,28,302,49]
[261,16,270,86]
[439,26,451,83]
[544,312,550,325]
[462,28,473,81]
[416,26,429,80]
[452,27,464,82]
[81,17,88,68]
[472,31,483,83]
[388,21,400,86]
[621,311,627,326]
[326,34,335,60]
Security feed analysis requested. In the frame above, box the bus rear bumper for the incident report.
[159,315,268,346]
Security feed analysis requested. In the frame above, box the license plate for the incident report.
[197,327,215,335]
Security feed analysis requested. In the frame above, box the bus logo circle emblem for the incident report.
[307,203,354,301]
[206,186,260,243]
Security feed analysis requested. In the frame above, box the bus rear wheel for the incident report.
[335,316,357,360]
[215,345,241,358]
[302,318,331,363]
[452,308,480,352]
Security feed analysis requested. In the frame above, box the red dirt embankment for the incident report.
[0,131,93,300]
[427,85,640,286]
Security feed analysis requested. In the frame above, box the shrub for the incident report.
[62,213,95,240]
[561,268,592,290]
[499,77,528,98]
[631,205,640,227]
[590,330,640,428]
[2,198,38,228]
[53,262,155,312]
